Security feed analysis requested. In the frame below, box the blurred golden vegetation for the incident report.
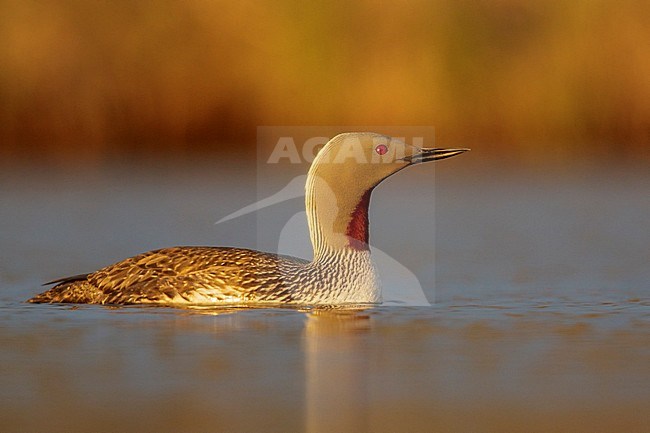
[0,0,648,164]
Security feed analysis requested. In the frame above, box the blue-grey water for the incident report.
[1,158,648,432]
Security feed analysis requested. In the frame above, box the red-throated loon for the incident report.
[29,132,468,306]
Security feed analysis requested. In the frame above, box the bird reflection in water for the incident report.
[304,309,372,433]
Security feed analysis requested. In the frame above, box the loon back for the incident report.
[30,247,309,305]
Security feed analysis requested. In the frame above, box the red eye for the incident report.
[375,144,388,155]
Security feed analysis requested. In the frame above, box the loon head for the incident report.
[310,132,468,191]
[306,132,468,256]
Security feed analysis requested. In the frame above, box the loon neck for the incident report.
[305,171,373,262]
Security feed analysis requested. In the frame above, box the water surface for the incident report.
[1,160,648,432]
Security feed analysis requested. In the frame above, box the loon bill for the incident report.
[29,132,468,306]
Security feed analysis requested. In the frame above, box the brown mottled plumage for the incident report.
[29,133,468,306]
[30,247,308,305]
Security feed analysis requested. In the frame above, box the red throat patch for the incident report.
[346,189,372,250]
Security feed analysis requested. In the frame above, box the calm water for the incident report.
[1,159,648,432]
